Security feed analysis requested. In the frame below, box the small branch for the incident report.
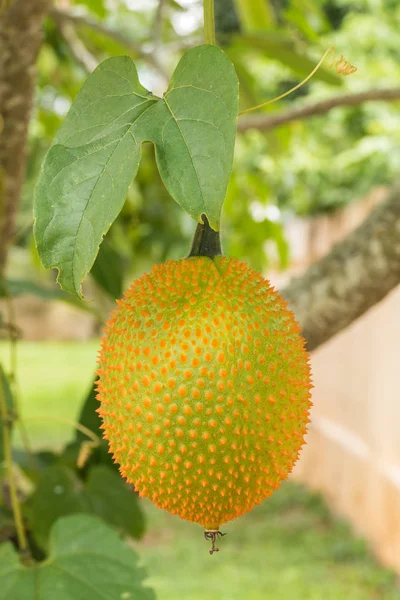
[52,11,97,72]
[282,184,400,352]
[50,8,169,84]
[152,0,165,51]
[204,0,216,45]
[238,87,400,133]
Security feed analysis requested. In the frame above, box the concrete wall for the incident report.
[292,285,400,572]
[270,185,400,572]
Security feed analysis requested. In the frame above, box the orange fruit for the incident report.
[96,256,312,534]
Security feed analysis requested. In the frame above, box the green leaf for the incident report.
[34,46,238,296]
[86,466,145,540]
[28,465,145,550]
[136,45,239,231]
[0,514,155,600]
[91,238,124,298]
[234,0,276,29]
[29,466,86,550]
[0,366,15,463]
[34,56,157,297]
[74,381,116,472]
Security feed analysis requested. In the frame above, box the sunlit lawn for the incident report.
[1,341,399,600]
[136,486,400,600]
[0,341,98,450]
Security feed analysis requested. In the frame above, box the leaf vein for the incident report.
[167,84,228,110]
[163,95,204,206]
[61,98,155,146]
[103,68,151,99]
[176,117,226,141]
[50,563,112,600]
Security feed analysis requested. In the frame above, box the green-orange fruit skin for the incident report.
[96,257,312,530]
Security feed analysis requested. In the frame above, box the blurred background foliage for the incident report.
[13,0,400,300]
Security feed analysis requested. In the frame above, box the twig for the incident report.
[50,8,169,83]
[52,11,98,73]
[152,0,165,51]
[238,87,400,132]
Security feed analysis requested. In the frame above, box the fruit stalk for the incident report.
[188,215,222,259]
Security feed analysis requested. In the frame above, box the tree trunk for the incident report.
[282,184,400,351]
[0,0,49,274]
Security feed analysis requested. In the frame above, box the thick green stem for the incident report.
[188,215,222,259]
[0,369,30,557]
[204,0,216,45]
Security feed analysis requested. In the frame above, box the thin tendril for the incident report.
[239,46,357,116]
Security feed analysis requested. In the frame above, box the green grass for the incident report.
[0,341,98,450]
[135,485,400,600]
[1,341,399,599]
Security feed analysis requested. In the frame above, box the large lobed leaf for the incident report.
[28,465,145,551]
[34,45,238,297]
[0,514,155,600]
[135,45,238,231]
[34,56,156,297]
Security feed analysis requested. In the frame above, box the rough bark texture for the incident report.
[282,184,400,351]
[0,0,49,273]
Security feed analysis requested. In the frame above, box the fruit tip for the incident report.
[204,529,227,555]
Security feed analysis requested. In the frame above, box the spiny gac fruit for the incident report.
[96,256,312,536]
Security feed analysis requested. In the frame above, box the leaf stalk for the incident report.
[204,0,216,45]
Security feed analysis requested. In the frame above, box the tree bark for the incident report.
[0,0,49,274]
[282,184,400,351]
